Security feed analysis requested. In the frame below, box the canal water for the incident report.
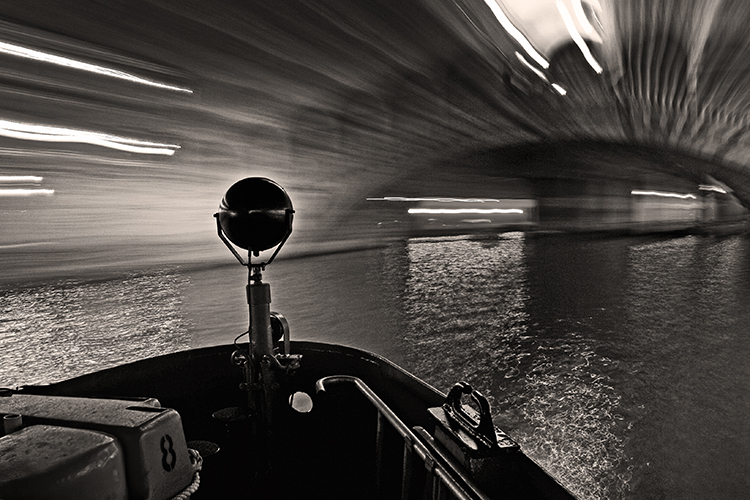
[1,233,749,499]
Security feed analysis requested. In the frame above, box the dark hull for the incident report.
[20,341,575,499]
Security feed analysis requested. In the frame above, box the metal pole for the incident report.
[245,264,277,477]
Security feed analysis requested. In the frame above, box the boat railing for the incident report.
[315,375,491,500]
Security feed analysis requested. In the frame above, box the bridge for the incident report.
[0,0,748,271]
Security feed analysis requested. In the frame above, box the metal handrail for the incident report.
[315,375,491,500]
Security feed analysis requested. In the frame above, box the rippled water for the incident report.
[0,269,191,386]
[397,233,750,499]
[1,233,749,499]
[399,234,630,499]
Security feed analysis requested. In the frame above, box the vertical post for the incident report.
[247,265,276,416]
[401,438,414,500]
[246,264,276,474]
[375,411,386,497]
[248,265,274,361]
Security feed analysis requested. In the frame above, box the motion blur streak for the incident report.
[368,197,504,202]
[0,176,43,183]
[483,0,549,68]
[0,119,180,155]
[699,184,727,193]
[408,208,524,214]
[630,190,697,199]
[556,0,602,73]
[0,40,193,93]
[516,51,549,80]
[572,0,596,36]
[0,189,54,197]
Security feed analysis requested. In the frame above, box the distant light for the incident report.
[0,242,55,250]
[551,83,568,95]
[0,41,193,93]
[0,188,54,197]
[516,52,549,81]
[698,184,727,194]
[367,196,503,203]
[631,190,697,199]
[483,0,549,69]
[0,175,43,183]
[557,0,603,74]
[0,175,52,196]
[409,208,523,214]
[460,219,493,224]
[0,119,179,155]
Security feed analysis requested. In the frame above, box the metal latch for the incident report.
[428,381,519,462]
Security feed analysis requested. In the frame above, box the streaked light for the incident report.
[483,0,549,69]
[698,184,727,194]
[557,0,603,74]
[0,188,54,197]
[0,175,43,183]
[0,242,55,250]
[572,0,596,36]
[367,196,504,203]
[460,219,493,223]
[551,83,568,95]
[0,119,180,155]
[409,208,524,214]
[516,52,549,81]
[0,40,193,93]
[631,190,697,199]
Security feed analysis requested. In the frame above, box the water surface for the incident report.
[1,233,748,499]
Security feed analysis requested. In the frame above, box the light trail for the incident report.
[631,190,697,199]
[0,175,43,183]
[0,119,180,155]
[516,52,549,81]
[698,184,727,194]
[483,0,549,69]
[367,196,504,203]
[0,40,193,93]
[408,208,524,214]
[0,188,55,197]
[557,0,603,74]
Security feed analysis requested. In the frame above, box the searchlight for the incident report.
[213,178,301,471]
[215,177,294,267]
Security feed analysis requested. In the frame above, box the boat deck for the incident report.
[18,342,575,500]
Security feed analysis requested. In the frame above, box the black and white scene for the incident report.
[1,1,749,499]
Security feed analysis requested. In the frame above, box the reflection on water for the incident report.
[401,233,627,499]
[0,269,190,385]
[398,233,750,499]
[1,233,749,499]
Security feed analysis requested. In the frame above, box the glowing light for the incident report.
[0,119,180,155]
[367,196,503,203]
[409,208,524,214]
[516,52,549,81]
[0,175,43,183]
[631,190,697,199]
[557,0,603,74]
[698,184,727,194]
[0,41,193,93]
[0,188,54,197]
[483,0,549,69]
[551,83,568,95]
[0,242,55,249]
[460,219,493,224]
